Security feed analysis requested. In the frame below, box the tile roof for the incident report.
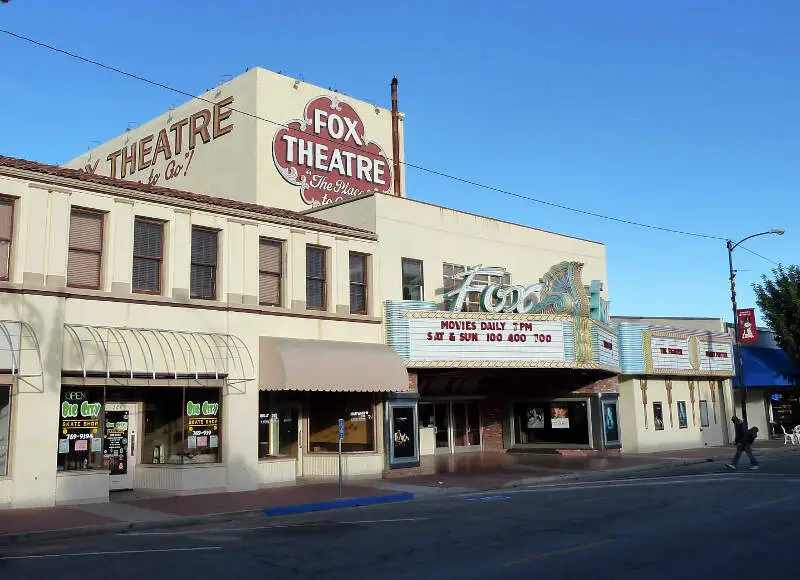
[0,155,374,236]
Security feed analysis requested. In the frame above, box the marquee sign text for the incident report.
[409,316,566,363]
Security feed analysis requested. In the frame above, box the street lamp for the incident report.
[727,228,784,426]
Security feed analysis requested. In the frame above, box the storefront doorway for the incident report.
[258,399,304,477]
[105,402,138,491]
[420,400,482,454]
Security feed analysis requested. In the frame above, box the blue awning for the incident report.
[733,346,799,388]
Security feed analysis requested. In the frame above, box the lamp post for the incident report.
[727,228,784,426]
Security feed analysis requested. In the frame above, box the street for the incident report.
[2,451,798,580]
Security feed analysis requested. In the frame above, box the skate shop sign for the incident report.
[407,314,566,363]
[273,95,392,207]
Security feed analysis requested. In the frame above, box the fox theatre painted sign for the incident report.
[273,95,393,206]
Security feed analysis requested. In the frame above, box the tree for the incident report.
[753,264,800,375]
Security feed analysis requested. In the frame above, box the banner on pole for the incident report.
[736,308,759,344]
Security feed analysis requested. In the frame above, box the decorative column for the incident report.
[639,378,648,429]
[665,378,674,428]
[688,380,697,426]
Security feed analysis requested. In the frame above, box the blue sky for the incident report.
[1,0,796,325]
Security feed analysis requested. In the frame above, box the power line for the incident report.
[740,245,780,267]
[1,28,728,241]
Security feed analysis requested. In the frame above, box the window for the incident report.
[512,402,590,445]
[132,219,163,294]
[68,209,104,289]
[258,392,299,459]
[349,252,368,314]
[653,402,664,431]
[699,400,710,427]
[56,387,105,472]
[0,197,14,281]
[677,401,688,428]
[142,386,220,465]
[259,239,282,306]
[191,227,218,300]
[443,262,510,311]
[308,392,375,453]
[306,245,327,310]
[401,258,423,300]
[0,386,10,476]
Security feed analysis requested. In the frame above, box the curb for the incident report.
[0,508,264,547]
[264,492,414,516]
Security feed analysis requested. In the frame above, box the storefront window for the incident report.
[677,401,688,429]
[258,392,299,459]
[57,387,104,471]
[653,402,664,431]
[0,386,10,476]
[699,400,710,427]
[142,387,222,465]
[391,406,416,459]
[513,401,589,446]
[308,393,375,453]
[185,387,220,464]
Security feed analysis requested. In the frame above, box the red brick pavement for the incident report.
[0,506,116,535]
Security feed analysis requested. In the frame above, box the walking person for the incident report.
[726,416,759,471]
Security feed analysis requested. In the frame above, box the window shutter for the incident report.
[259,240,282,274]
[69,212,103,252]
[68,211,103,288]
[306,247,325,278]
[191,228,217,266]
[259,273,280,305]
[134,220,163,258]
[0,200,12,240]
[0,241,9,280]
[68,251,101,288]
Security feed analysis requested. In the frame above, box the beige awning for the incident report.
[259,337,409,392]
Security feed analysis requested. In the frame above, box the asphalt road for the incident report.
[2,450,799,580]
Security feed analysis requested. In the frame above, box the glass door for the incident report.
[434,403,450,451]
[466,403,481,447]
[452,403,467,447]
[106,403,138,491]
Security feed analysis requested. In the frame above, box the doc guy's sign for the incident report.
[273,95,392,206]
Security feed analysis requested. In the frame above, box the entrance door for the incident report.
[106,403,138,491]
[277,406,303,476]
[434,403,450,452]
[452,402,481,451]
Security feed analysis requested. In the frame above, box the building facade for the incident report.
[613,317,735,453]
[0,157,411,509]
[0,68,745,510]
[729,326,800,439]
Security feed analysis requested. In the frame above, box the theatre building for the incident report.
[0,157,410,509]
[308,193,623,457]
[612,317,736,453]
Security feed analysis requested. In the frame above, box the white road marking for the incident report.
[0,546,222,561]
[120,517,429,536]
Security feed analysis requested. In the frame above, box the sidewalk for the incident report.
[2,442,797,545]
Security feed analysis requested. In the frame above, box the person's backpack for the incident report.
[746,427,758,444]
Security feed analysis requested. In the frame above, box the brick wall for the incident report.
[407,372,418,392]
[481,399,505,452]
[572,375,619,395]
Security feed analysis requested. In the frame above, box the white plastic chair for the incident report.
[780,425,798,445]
